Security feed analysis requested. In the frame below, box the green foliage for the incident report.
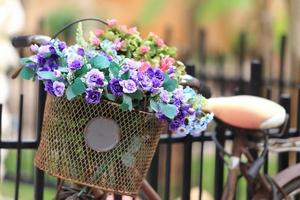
[36,71,56,80]
[196,0,252,23]
[66,78,86,100]
[163,73,177,92]
[20,67,35,80]
[150,99,159,112]
[159,103,177,119]
[44,7,79,41]
[120,94,133,111]
[90,55,110,69]
[109,62,121,77]
[137,0,167,24]
[76,22,88,47]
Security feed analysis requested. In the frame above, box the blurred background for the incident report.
[0,0,299,199]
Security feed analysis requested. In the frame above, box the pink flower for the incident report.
[114,39,124,51]
[107,19,117,27]
[128,26,138,35]
[155,37,165,47]
[91,37,100,46]
[138,61,151,73]
[140,45,150,54]
[160,56,175,72]
[95,29,104,37]
[118,25,128,33]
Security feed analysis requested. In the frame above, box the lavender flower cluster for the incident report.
[19,20,213,135]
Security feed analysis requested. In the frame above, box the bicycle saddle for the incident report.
[203,95,286,130]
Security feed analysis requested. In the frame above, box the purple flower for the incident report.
[44,80,54,95]
[30,44,39,53]
[151,79,162,92]
[85,69,106,87]
[173,88,184,102]
[85,88,102,104]
[53,81,65,97]
[145,67,155,78]
[120,79,137,93]
[37,55,46,64]
[169,117,185,130]
[40,58,59,71]
[77,47,85,56]
[67,55,84,71]
[154,69,165,82]
[39,45,56,57]
[138,72,153,91]
[108,78,123,96]
[160,89,170,103]
[58,41,66,51]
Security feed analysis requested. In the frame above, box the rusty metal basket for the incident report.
[34,95,167,196]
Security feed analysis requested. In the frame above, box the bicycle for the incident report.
[12,34,300,200]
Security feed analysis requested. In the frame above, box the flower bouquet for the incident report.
[19,18,213,195]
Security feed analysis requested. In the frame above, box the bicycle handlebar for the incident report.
[12,35,51,48]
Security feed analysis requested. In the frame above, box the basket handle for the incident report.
[51,17,108,39]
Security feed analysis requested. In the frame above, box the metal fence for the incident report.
[0,30,300,200]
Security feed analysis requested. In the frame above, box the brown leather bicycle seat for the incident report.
[203,95,286,130]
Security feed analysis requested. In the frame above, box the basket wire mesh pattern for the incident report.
[34,95,167,196]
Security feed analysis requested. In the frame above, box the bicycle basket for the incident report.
[34,95,167,196]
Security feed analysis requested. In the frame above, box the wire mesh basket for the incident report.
[34,95,167,196]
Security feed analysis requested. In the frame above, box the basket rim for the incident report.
[47,94,156,117]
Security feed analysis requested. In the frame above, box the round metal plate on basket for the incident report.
[84,117,121,152]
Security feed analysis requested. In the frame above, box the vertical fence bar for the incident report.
[278,95,291,171]
[214,124,226,200]
[182,135,192,200]
[247,59,263,199]
[164,132,172,200]
[0,103,2,178]
[148,146,160,192]
[249,59,263,96]
[297,87,300,162]
[278,35,286,98]
[14,95,24,200]
[198,135,205,200]
[264,88,272,174]
[199,29,206,80]
[34,81,46,200]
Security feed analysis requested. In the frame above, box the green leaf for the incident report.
[105,93,116,101]
[58,67,68,72]
[20,58,31,65]
[163,73,177,92]
[66,86,76,100]
[74,64,88,77]
[130,90,143,100]
[109,62,121,77]
[159,103,177,119]
[120,94,133,111]
[36,71,56,80]
[150,99,159,112]
[71,78,86,95]
[20,67,35,80]
[120,71,130,80]
[90,55,110,69]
